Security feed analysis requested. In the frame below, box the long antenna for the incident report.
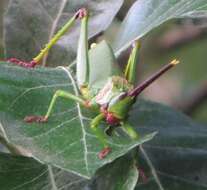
[128,59,180,97]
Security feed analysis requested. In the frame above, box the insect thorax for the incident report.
[95,76,133,106]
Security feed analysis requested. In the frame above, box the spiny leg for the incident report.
[24,90,88,123]
[120,122,139,140]
[124,40,141,84]
[90,114,111,159]
[8,8,87,68]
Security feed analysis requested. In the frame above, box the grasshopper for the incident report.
[8,8,179,159]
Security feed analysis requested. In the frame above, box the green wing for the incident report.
[88,40,122,90]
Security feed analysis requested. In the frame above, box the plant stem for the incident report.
[0,123,29,156]
[0,133,24,155]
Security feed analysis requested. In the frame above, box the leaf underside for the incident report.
[114,0,207,54]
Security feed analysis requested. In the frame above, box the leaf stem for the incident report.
[0,122,29,156]
[0,133,24,155]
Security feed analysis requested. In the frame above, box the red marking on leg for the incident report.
[100,106,120,125]
[98,147,111,159]
[75,8,88,19]
[24,116,48,123]
[7,58,37,68]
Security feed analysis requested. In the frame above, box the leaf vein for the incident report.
[58,66,90,176]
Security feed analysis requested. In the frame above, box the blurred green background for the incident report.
[0,0,206,124]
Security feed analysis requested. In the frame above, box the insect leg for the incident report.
[33,9,86,65]
[76,9,90,87]
[90,114,111,159]
[120,122,139,140]
[24,90,87,123]
[124,40,141,84]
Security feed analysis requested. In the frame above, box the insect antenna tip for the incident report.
[170,59,180,65]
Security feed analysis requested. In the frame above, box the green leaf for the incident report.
[0,152,87,190]
[0,152,139,190]
[87,153,139,190]
[0,62,155,178]
[137,147,207,190]
[4,0,123,66]
[88,40,121,90]
[128,100,207,190]
[114,0,207,54]
[2,97,206,190]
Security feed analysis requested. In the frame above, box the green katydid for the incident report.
[8,8,179,159]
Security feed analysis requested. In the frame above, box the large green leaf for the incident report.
[136,146,207,190]
[88,153,138,190]
[0,152,139,190]
[114,0,207,54]
[127,100,207,190]
[0,152,87,190]
[1,99,206,190]
[4,0,123,66]
[0,62,155,178]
